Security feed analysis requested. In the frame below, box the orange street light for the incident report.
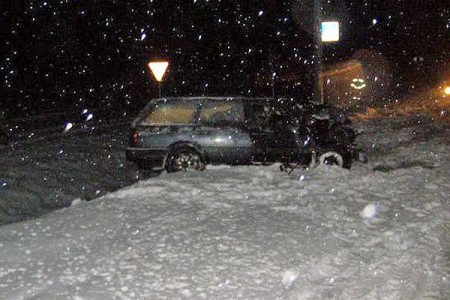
[148,61,169,97]
[444,86,450,96]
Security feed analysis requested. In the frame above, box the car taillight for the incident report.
[130,129,139,146]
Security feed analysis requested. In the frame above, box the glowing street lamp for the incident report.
[321,21,340,42]
[444,86,450,96]
[148,61,169,97]
[314,18,341,104]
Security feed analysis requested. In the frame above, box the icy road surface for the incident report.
[0,114,449,299]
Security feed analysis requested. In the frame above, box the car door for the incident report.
[136,98,199,149]
[194,98,252,164]
[245,101,298,163]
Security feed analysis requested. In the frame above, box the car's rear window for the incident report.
[142,99,197,124]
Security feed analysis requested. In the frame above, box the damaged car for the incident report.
[126,97,366,172]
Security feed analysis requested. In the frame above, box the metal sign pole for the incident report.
[314,0,324,104]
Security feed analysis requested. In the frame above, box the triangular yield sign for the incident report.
[148,61,169,82]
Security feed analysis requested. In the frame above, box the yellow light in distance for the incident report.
[351,78,367,90]
[444,86,450,95]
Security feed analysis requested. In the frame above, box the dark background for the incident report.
[1,0,449,119]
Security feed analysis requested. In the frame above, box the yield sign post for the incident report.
[148,61,169,97]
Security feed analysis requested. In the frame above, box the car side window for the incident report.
[251,104,271,132]
[199,99,244,127]
[142,99,197,125]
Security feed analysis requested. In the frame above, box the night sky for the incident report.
[1,0,449,119]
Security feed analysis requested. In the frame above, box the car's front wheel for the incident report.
[166,147,206,173]
[318,151,352,168]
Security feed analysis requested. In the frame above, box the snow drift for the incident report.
[0,114,449,299]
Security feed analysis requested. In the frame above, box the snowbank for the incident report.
[0,115,449,299]
[0,124,139,225]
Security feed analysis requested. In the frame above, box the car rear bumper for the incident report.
[126,147,167,169]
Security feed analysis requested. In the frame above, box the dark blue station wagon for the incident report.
[126,97,310,172]
[126,96,360,172]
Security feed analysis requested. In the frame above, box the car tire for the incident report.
[166,147,206,173]
[318,151,352,168]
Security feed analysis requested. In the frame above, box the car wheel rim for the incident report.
[319,151,344,167]
[172,152,203,172]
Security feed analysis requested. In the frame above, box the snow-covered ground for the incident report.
[0,107,449,299]
[0,118,140,225]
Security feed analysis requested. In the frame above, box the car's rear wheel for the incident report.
[166,147,205,173]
